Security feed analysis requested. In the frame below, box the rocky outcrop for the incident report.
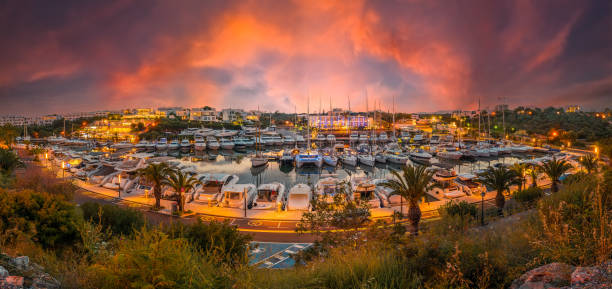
[0,254,59,289]
[511,260,612,289]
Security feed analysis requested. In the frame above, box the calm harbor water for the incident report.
[150,147,546,192]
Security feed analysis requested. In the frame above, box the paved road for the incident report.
[73,188,500,242]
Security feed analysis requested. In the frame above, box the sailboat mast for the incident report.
[392,95,396,139]
[347,95,351,143]
[478,97,481,141]
[307,94,311,151]
[487,108,491,139]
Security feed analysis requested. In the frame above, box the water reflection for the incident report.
[159,148,547,189]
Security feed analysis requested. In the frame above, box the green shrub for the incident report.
[167,220,251,267]
[82,228,225,289]
[0,190,79,248]
[512,187,544,208]
[80,202,144,236]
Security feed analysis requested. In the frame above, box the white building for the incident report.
[221,108,246,123]
[190,107,218,122]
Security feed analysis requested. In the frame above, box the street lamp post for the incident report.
[481,192,485,226]
[117,174,121,199]
[61,161,65,179]
[243,188,247,218]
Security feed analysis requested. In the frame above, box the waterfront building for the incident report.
[308,114,371,130]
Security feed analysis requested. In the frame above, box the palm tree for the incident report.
[0,148,25,175]
[579,154,598,174]
[138,163,170,209]
[478,166,517,215]
[381,165,435,235]
[528,165,539,188]
[539,157,573,193]
[163,168,200,213]
[510,162,529,191]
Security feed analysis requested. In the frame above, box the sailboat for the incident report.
[358,90,375,166]
[295,94,322,168]
[251,123,269,168]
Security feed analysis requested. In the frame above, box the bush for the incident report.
[0,190,80,248]
[80,202,144,236]
[512,187,544,208]
[167,220,252,267]
[82,229,226,289]
[434,201,479,233]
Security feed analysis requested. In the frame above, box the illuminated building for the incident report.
[308,114,371,130]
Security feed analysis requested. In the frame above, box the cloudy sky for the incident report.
[0,0,610,115]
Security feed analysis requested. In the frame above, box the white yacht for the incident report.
[145,141,156,151]
[350,176,384,208]
[220,138,235,150]
[315,177,346,203]
[409,149,432,161]
[378,132,388,142]
[286,184,312,211]
[168,139,180,150]
[192,174,239,205]
[180,139,191,150]
[207,136,220,150]
[135,140,149,150]
[220,184,257,209]
[413,134,424,143]
[295,135,305,144]
[316,134,326,143]
[194,136,206,151]
[437,148,462,160]
[156,138,168,150]
[349,133,359,143]
[323,154,338,167]
[375,152,387,163]
[358,154,375,167]
[282,135,295,146]
[112,141,133,150]
[358,134,369,143]
[340,151,358,166]
[326,134,336,144]
[252,183,287,210]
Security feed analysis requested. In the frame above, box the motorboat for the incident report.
[386,152,408,165]
[112,141,133,150]
[315,177,346,203]
[135,140,149,150]
[207,136,220,150]
[242,137,255,147]
[350,176,384,208]
[437,149,462,160]
[410,149,432,161]
[412,134,424,143]
[220,138,235,150]
[326,134,336,144]
[233,138,247,150]
[432,169,457,182]
[286,184,312,211]
[340,152,357,166]
[316,134,326,143]
[194,136,207,151]
[295,150,323,168]
[399,131,411,143]
[282,135,296,146]
[323,155,338,167]
[156,138,168,151]
[378,132,388,142]
[358,154,375,166]
[47,136,66,145]
[280,149,296,165]
[454,173,485,196]
[475,148,490,157]
[375,152,387,163]
[168,139,180,150]
[349,133,359,143]
[358,134,369,143]
[429,135,440,145]
[252,182,287,210]
[270,134,283,146]
[192,174,239,205]
[220,184,257,209]
[180,139,191,150]
[295,135,305,144]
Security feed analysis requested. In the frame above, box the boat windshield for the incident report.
[257,190,278,202]
[226,191,242,200]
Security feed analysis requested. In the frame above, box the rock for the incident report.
[1,276,24,288]
[30,273,60,289]
[571,260,612,289]
[510,263,574,289]
[0,266,8,279]
[11,257,28,270]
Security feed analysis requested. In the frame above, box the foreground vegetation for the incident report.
[0,147,610,288]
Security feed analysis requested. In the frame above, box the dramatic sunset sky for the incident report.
[0,0,610,115]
